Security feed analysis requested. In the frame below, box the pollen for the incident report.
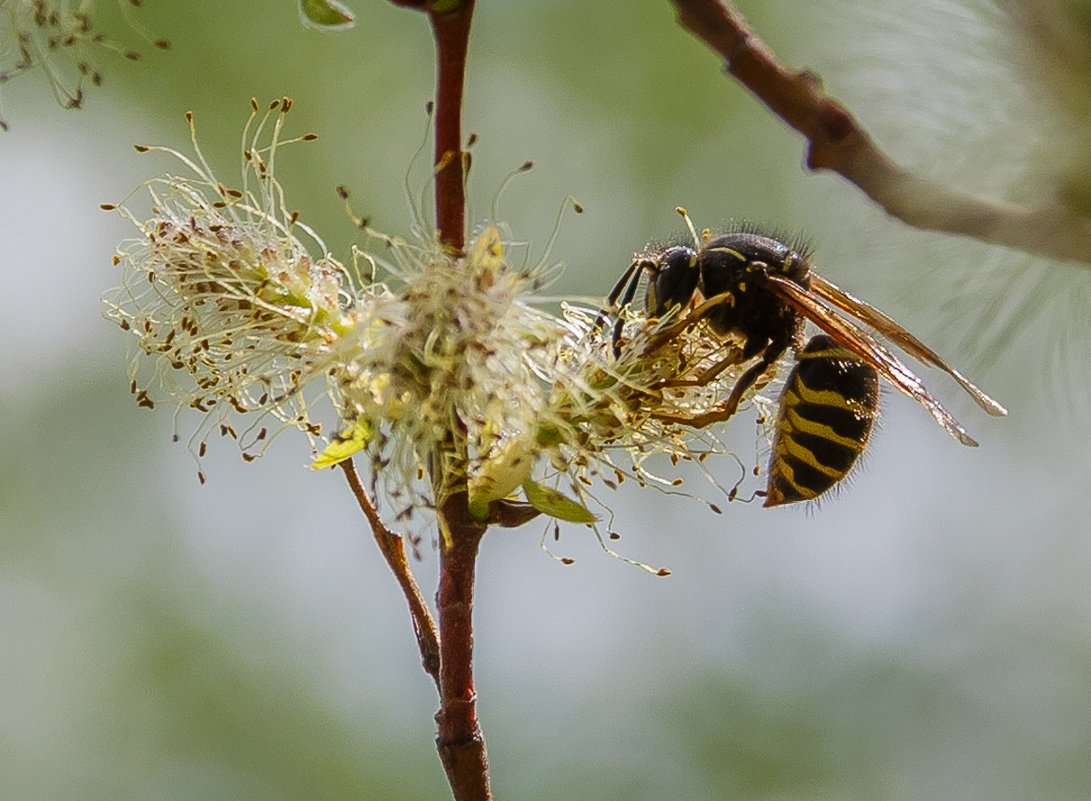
[104,99,363,460]
[330,223,573,510]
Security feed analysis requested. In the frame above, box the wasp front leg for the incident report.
[650,335,789,429]
[598,257,654,357]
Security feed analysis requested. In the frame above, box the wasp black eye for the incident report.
[649,246,698,317]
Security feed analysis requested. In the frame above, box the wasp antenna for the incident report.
[676,206,701,248]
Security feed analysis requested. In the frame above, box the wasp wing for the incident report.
[765,273,980,447]
[808,273,1006,417]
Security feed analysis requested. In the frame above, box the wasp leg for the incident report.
[655,348,742,390]
[640,291,737,355]
[650,353,777,429]
[602,259,643,314]
[721,352,780,419]
[651,331,789,429]
[608,260,652,358]
[594,260,642,347]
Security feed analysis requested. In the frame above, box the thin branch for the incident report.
[388,2,488,799]
[339,459,440,687]
[429,1,475,253]
[425,0,492,794]
[670,0,1091,265]
[434,492,491,801]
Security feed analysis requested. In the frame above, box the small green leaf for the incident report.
[468,435,536,521]
[522,480,596,524]
[310,418,373,469]
[299,0,356,31]
[468,496,491,523]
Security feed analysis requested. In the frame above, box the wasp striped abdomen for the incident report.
[764,335,880,507]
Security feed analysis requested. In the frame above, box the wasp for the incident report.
[603,209,1006,506]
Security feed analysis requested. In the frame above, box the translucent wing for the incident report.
[765,274,981,447]
[808,273,1006,417]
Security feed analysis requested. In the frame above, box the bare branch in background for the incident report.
[670,0,1091,266]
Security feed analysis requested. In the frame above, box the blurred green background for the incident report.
[3,1,1091,799]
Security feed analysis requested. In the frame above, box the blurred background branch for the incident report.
[672,0,1091,265]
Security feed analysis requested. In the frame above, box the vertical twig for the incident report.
[425,3,490,795]
[434,492,490,801]
[429,1,475,253]
[388,2,489,799]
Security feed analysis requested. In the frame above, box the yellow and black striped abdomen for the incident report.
[764,335,880,507]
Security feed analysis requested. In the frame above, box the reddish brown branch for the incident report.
[387,3,487,798]
[434,492,490,801]
[429,2,475,252]
[670,0,1091,265]
[388,0,474,251]
[338,460,440,686]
